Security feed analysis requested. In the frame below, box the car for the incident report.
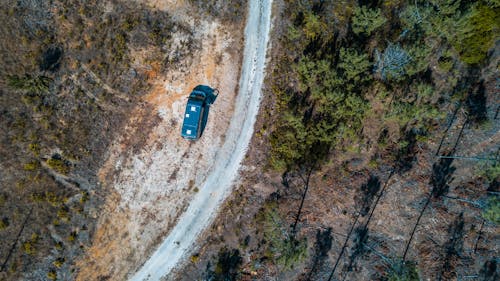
[181,85,218,140]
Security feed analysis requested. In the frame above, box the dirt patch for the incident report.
[75,1,244,280]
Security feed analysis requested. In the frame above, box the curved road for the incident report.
[130,1,273,280]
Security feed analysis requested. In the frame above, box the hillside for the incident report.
[0,0,498,281]
[172,0,499,280]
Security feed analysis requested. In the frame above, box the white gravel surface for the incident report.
[130,0,273,280]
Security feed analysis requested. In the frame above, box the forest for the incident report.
[177,0,499,280]
[0,0,498,280]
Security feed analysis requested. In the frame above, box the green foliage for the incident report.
[405,44,431,76]
[271,53,369,169]
[375,43,411,81]
[338,48,371,84]
[79,191,89,204]
[296,57,339,97]
[269,112,308,170]
[387,261,420,281]
[23,233,39,255]
[7,75,52,93]
[302,12,325,40]
[47,270,57,280]
[57,207,70,223]
[29,143,41,157]
[385,101,442,128]
[53,257,65,268]
[259,203,308,269]
[400,5,427,29]
[23,161,39,171]
[0,194,5,206]
[54,242,64,251]
[287,24,301,41]
[351,6,387,36]
[31,191,65,207]
[211,248,242,281]
[46,157,70,175]
[0,217,9,230]
[414,83,435,104]
[438,57,454,72]
[430,0,460,16]
[68,231,77,242]
[482,196,499,224]
[478,162,500,182]
[453,4,499,64]
[275,236,308,269]
[190,254,199,263]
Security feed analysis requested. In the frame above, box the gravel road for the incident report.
[130,1,273,280]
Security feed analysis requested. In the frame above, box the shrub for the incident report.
[0,194,5,206]
[47,270,57,280]
[0,217,9,230]
[480,164,500,182]
[339,48,372,84]
[54,242,63,251]
[23,241,35,255]
[211,248,242,281]
[79,191,89,204]
[47,157,70,174]
[53,258,65,268]
[374,43,411,80]
[7,75,52,93]
[405,44,431,76]
[387,261,420,281]
[28,143,41,156]
[68,231,77,242]
[190,254,199,263]
[482,196,499,225]
[302,12,325,40]
[260,203,308,269]
[23,161,39,171]
[57,207,70,222]
[352,6,387,36]
[453,4,499,65]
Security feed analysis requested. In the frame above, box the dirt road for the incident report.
[130,1,273,280]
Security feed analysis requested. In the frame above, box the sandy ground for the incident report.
[131,0,273,280]
[75,1,244,280]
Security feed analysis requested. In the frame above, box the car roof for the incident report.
[181,99,203,138]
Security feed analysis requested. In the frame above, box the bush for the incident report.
[53,257,65,268]
[482,196,499,225]
[190,254,199,263]
[57,207,70,222]
[302,12,325,40]
[23,161,39,171]
[46,157,70,174]
[405,44,431,76]
[68,231,77,242]
[23,242,35,255]
[338,48,372,84]
[478,162,500,181]
[47,270,57,280]
[7,75,52,93]
[351,6,386,36]
[0,217,9,230]
[453,4,499,65]
[211,248,242,281]
[259,203,308,269]
[387,261,420,281]
[374,43,411,80]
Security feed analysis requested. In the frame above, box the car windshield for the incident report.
[190,92,205,101]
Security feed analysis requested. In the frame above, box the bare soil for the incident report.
[75,1,245,280]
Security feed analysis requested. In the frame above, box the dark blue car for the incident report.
[181,85,218,140]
